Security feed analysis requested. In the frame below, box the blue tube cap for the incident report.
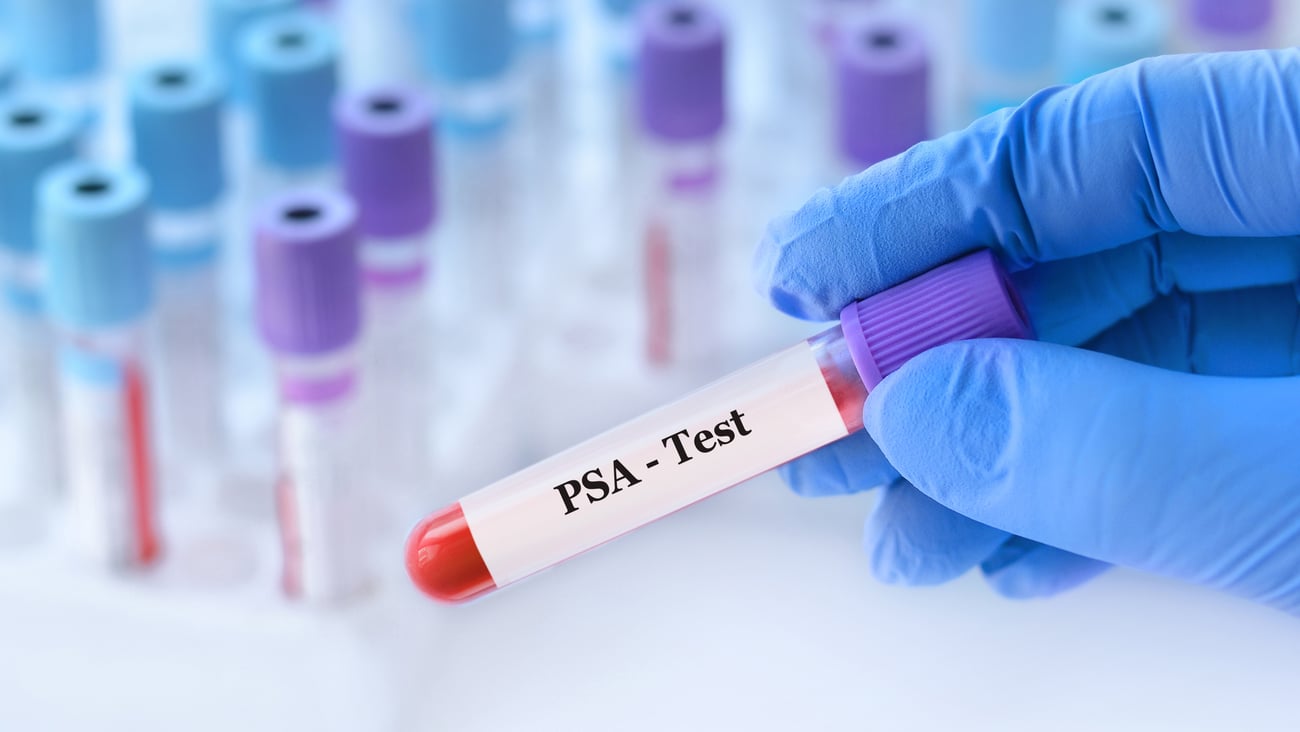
[206,0,300,103]
[41,162,153,329]
[242,10,338,171]
[129,60,226,211]
[0,97,81,256]
[601,0,646,16]
[8,0,103,80]
[411,0,515,84]
[970,0,1060,75]
[1058,0,1168,83]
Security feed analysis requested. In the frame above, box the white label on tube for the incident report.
[62,368,138,567]
[279,401,369,603]
[460,341,850,587]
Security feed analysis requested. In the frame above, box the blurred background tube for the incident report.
[128,58,229,499]
[335,85,438,515]
[965,0,1059,116]
[41,162,160,571]
[1058,0,1169,84]
[255,188,373,604]
[0,96,79,545]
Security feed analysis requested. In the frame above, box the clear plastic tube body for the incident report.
[274,349,373,603]
[360,232,434,501]
[437,139,523,318]
[57,320,161,570]
[642,136,724,372]
[406,323,867,602]
[0,255,61,517]
[152,204,225,493]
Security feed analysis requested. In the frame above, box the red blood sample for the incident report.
[405,503,497,602]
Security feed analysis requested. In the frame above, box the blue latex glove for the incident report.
[754,50,1300,614]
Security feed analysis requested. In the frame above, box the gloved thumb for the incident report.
[865,339,1300,614]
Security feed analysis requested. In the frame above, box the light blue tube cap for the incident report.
[242,10,338,171]
[601,0,646,16]
[970,0,1059,74]
[7,0,102,80]
[1058,0,1167,83]
[411,0,514,83]
[206,0,300,103]
[41,162,153,329]
[129,60,226,211]
[0,96,80,255]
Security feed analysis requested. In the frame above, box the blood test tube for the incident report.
[128,59,228,494]
[41,162,160,569]
[335,86,437,502]
[0,96,79,528]
[407,250,1033,602]
[256,188,372,603]
[834,15,929,170]
[636,0,728,371]
[1058,0,1169,84]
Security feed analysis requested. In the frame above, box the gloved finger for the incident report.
[979,537,1111,600]
[861,287,1294,594]
[777,430,897,497]
[1082,285,1300,377]
[789,287,1294,504]
[755,50,1300,321]
[857,287,1285,590]
[864,478,1010,586]
[1015,233,1300,346]
[866,339,1300,612]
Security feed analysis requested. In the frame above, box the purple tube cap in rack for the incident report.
[335,86,437,241]
[839,250,1034,390]
[1190,0,1274,35]
[636,0,726,142]
[255,188,361,357]
[835,15,930,168]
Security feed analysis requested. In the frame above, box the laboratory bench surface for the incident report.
[4,471,1300,731]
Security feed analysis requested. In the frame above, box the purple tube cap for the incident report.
[839,250,1033,390]
[835,15,929,167]
[636,0,726,142]
[335,86,437,239]
[255,188,362,356]
[1190,0,1274,35]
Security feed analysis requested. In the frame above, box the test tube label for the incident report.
[62,358,159,567]
[277,403,368,601]
[459,342,851,587]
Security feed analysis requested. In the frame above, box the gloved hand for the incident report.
[754,50,1300,614]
